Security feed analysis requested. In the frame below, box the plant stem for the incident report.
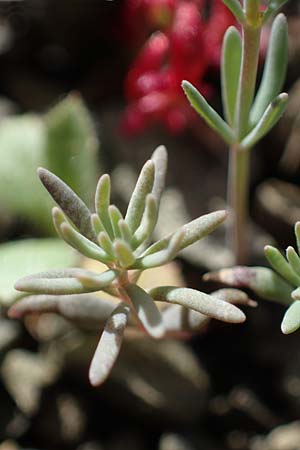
[228,4,261,264]
[227,144,250,264]
[235,25,261,139]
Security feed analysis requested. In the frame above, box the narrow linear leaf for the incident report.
[182,80,235,145]
[295,222,300,255]
[76,269,118,290]
[133,230,184,269]
[204,266,293,305]
[16,277,90,295]
[59,222,112,264]
[251,14,288,124]
[131,194,158,249]
[149,286,246,323]
[162,288,255,334]
[52,206,67,238]
[222,0,246,23]
[281,301,300,334]
[143,210,228,257]
[114,239,136,268]
[9,294,115,328]
[221,26,242,126]
[38,167,97,242]
[95,174,114,238]
[265,245,300,287]
[151,145,168,206]
[15,268,109,295]
[241,93,288,149]
[108,205,123,239]
[286,246,300,278]
[125,160,155,232]
[89,303,130,386]
[118,219,133,244]
[98,231,115,259]
[125,284,165,338]
[91,213,105,236]
[263,1,289,23]
[292,287,300,300]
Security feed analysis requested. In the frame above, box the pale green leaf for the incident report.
[241,93,288,149]
[265,245,300,287]
[281,301,300,334]
[125,160,155,232]
[89,302,130,386]
[149,286,246,323]
[182,80,235,145]
[95,174,114,239]
[251,14,288,124]
[221,26,242,126]
[222,0,246,23]
[125,284,165,338]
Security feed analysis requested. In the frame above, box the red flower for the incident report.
[121,0,235,135]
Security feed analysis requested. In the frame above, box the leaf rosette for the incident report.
[11,146,247,386]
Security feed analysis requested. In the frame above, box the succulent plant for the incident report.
[11,146,247,386]
[205,222,300,335]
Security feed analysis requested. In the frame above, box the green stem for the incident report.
[227,144,250,264]
[228,3,262,264]
[235,25,261,139]
[245,0,260,25]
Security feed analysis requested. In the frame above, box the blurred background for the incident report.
[1,0,300,449]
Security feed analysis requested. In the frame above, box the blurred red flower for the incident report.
[121,0,235,135]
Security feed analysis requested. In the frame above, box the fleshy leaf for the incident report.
[108,205,124,239]
[221,26,242,126]
[151,145,168,206]
[263,1,289,23]
[144,210,228,257]
[125,284,165,338]
[222,0,245,23]
[38,167,97,242]
[15,268,106,295]
[133,230,184,269]
[98,231,115,259]
[125,160,155,232]
[59,222,112,264]
[131,194,158,249]
[265,245,300,287]
[149,286,246,323]
[9,294,115,329]
[251,14,288,124]
[118,219,133,244]
[114,239,136,268]
[241,93,288,149]
[95,174,114,239]
[204,266,293,305]
[286,246,300,277]
[89,303,130,386]
[76,269,118,290]
[182,80,235,145]
[281,301,300,334]
[295,222,300,255]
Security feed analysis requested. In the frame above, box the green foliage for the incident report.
[182,9,288,150]
[205,222,300,335]
[12,146,247,386]
[0,94,98,233]
[0,238,78,306]
[183,0,289,264]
